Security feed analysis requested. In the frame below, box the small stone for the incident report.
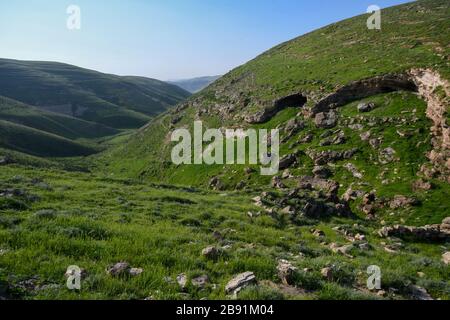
[176,273,188,289]
[129,268,143,277]
[191,275,209,288]
[202,246,221,260]
[277,260,298,285]
[442,252,450,265]
[321,267,333,280]
[106,262,130,276]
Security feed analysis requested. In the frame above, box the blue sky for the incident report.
[0,0,412,80]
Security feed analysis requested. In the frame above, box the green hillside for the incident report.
[0,59,190,129]
[0,96,118,140]
[102,0,449,186]
[0,0,449,301]
[0,120,97,157]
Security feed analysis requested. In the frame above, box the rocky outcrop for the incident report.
[307,148,358,165]
[310,69,448,183]
[378,217,450,242]
[312,73,416,115]
[410,69,450,183]
[225,272,257,295]
[245,93,307,124]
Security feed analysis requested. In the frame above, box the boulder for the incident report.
[225,272,256,295]
[357,102,376,113]
[202,246,221,260]
[106,262,130,277]
[315,111,338,128]
[277,260,298,285]
[279,154,297,170]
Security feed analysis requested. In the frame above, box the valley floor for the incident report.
[0,165,448,300]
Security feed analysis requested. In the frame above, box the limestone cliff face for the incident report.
[410,69,450,182]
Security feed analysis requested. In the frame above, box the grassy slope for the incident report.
[0,120,97,157]
[0,165,448,300]
[101,0,449,180]
[0,59,190,129]
[0,96,118,140]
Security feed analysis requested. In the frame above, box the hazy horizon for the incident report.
[0,0,412,81]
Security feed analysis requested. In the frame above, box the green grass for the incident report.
[0,165,448,300]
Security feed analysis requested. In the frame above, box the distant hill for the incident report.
[0,96,118,140]
[170,75,221,93]
[0,59,191,129]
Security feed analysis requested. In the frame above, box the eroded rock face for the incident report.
[311,73,416,115]
[378,217,450,242]
[410,69,450,183]
[225,272,256,295]
[246,93,307,124]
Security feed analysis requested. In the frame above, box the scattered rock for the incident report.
[129,268,143,277]
[344,163,363,179]
[209,177,225,191]
[176,273,188,289]
[389,195,419,209]
[329,243,354,258]
[360,131,371,141]
[312,166,332,179]
[315,111,338,128]
[271,176,286,189]
[298,134,313,144]
[321,267,333,280]
[307,148,358,165]
[379,147,397,164]
[442,252,450,265]
[202,246,221,260]
[311,229,325,238]
[342,188,364,202]
[279,154,297,170]
[409,285,433,300]
[106,262,130,276]
[357,102,376,113]
[225,272,256,295]
[277,260,298,285]
[191,275,209,288]
[412,179,433,191]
